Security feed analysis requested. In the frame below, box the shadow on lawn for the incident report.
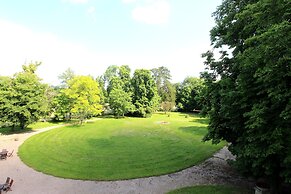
[191,118,209,125]
[179,126,208,137]
[0,120,69,135]
[0,126,34,135]
[176,112,209,125]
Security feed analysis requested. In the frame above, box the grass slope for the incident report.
[19,113,224,180]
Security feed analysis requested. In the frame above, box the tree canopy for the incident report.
[0,62,47,129]
[151,66,176,111]
[65,75,102,123]
[201,0,290,191]
[175,77,204,112]
[131,69,160,117]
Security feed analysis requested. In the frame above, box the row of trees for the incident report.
[0,63,205,129]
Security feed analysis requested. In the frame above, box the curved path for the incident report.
[0,124,253,194]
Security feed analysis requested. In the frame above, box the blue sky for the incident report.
[0,0,221,85]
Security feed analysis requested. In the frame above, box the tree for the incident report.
[151,66,176,111]
[118,65,132,93]
[101,65,134,116]
[96,75,107,104]
[103,65,119,90]
[52,88,73,121]
[151,66,171,96]
[175,77,204,112]
[65,76,102,123]
[159,81,176,112]
[201,0,290,192]
[42,85,57,120]
[107,76,124,95]
[103,65,132,93]
[51,69,76,121]
[0,62,47,129]
[109,88,134,117]
[0,76,17,127]
[58,68,75,88]
[131,69,160,117]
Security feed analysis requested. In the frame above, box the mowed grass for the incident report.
[19,112,225,180]
[167,185,252,194]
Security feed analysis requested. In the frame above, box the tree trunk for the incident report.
[19,118,26,130]
[270,174,282,194]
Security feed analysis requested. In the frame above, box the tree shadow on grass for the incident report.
[177,112,200,118]
[191,118,209,125]
[0,126,34,135]
[179,126,208,137]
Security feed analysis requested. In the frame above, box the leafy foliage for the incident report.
[109,88,134,117]
[152,66,176,110]
[131,69,160,117]
[201,0,291,190]
[58,68,75,88]
[64,76,102,123]
[0,62,47,129]
[175,77,205,112]
[52,88,73,121]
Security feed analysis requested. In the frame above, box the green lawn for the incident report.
[167,185,252,194]
[19,112,225,180]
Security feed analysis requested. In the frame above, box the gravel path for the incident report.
[0,125,253,194]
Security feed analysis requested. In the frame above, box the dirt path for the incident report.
[0,124,253,194]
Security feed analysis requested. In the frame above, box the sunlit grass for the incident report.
[19,112,225,180]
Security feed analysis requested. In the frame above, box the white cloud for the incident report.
[62,0,88,4]
[87,6,96,20]
[129,0,171,25]
[122,0,137,4]
[0,19,208,85]
[0,19,109,85]
[87,6,95,14]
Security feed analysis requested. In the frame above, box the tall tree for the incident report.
[42,85,57,120]
[65,76,102,123]
[96,75,107,104]
[58,68,75,88]
[151,66,172,98]
[175,77,204,112]
[109,87,134,117]
[151,66,176,111]
[131,69,160,117]
[0,62,47,129]
[103,65,119,90]
[0,76,17,127]
[102,65,134,116]
[52,88,73,121]
[201,0,290,192]
[52,69,76,120]
[119,65,132,92]
[103,65,132,94]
